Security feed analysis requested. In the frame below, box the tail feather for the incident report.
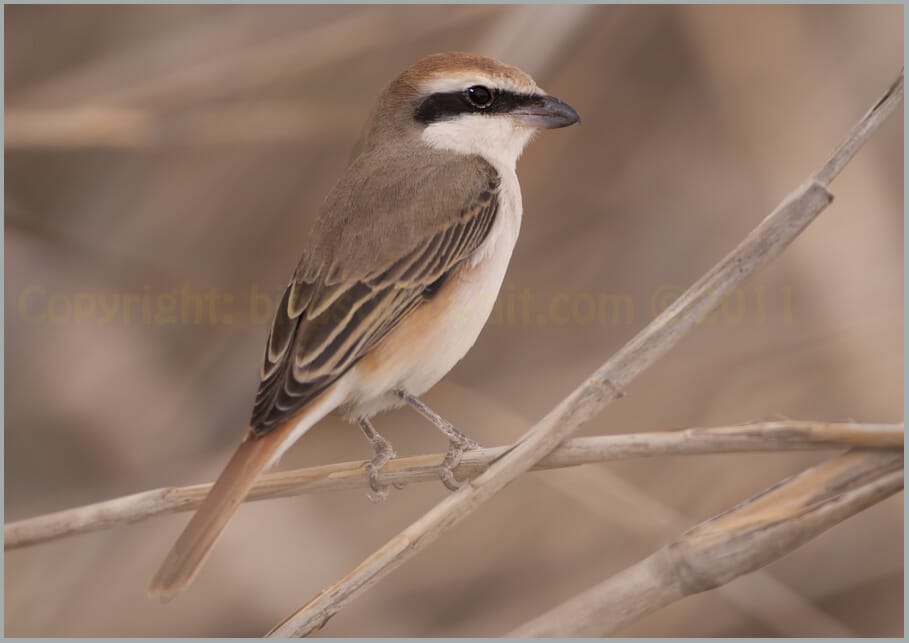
[147,427,287,600]
[148,389,340,600]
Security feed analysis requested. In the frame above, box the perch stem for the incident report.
[5,421,899,550]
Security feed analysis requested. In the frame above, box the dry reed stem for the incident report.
[534,452,857,636]
[508,449,904,636]
[4,103,363,148]
[7,421,898,551]
[265,70,903,637]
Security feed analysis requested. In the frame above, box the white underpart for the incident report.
[400,168,521,389]
[339,115,530,418]
[344,170,523,419]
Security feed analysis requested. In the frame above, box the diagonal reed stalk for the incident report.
[508,449,903,636]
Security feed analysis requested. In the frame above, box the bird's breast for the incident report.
[348,170,523,414]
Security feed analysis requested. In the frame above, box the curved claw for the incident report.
[367,489,390,503]
[366,462,391,503]
[438,440,477,491]
[358,417,399,502]
[439,469,464,491]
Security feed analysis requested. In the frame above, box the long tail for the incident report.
[148,388,341,600]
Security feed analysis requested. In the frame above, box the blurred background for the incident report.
[4,4,903,636]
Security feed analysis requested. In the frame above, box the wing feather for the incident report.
[250,157,500,433]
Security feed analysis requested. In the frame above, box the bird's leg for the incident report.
[393,388,479,491]
[357,417,399,503]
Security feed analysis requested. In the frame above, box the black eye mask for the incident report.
[414,87,546,125]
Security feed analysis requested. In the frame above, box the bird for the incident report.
[148,51,579,600]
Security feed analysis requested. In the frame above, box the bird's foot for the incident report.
[365,460,394,503]
[438,438,476,491]
[359,418,399,503]
[393,388,481,492]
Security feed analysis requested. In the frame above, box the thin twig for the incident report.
[815,69,905,186]
[5,421,899,551]
[508,449,904,636]
[265,70,903,637]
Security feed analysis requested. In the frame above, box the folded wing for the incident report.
[250,156,500,432]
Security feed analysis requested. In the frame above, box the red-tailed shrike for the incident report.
[150,51,579,599]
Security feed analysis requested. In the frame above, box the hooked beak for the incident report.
[511,94,581,129]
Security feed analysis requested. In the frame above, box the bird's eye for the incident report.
[466,85,494,108]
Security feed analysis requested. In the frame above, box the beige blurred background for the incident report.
[4,4,903,637]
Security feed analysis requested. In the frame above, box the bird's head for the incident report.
[363,52,580,170]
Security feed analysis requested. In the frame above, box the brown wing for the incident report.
[250,162,499,433]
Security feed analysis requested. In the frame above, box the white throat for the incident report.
[420,115,535,173]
